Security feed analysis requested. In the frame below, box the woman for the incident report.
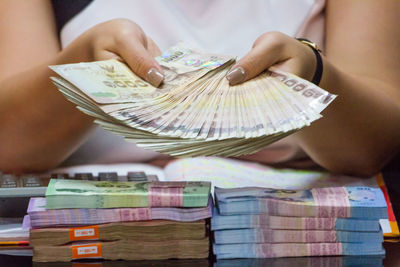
[0,0,399,176]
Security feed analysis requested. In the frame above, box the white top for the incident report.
[60,0,326,166]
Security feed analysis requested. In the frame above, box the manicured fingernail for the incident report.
[146,68,164,87]
[226,66,246,85]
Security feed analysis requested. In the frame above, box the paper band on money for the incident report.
[149,186,183,207]
[267,217,337,230]
[69,226,99,241]
[257,243,342,258]
[304,217,334,229]
[72,243,102,259]
[118,207,152,221]
[311,187,351,217]
[147,182,186,207]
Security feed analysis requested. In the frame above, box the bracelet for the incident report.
[296,38,323,85]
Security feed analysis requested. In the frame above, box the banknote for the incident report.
[27,197,212,228]
[45,179,211,209]
[33,238,210,262]
[213,228,383,244]
[214,186,388,219]
[211,207,380,232]
[156,42,234,89]
[213,242,385,259]
[50,60,158,104]
[214,256,384,267]
[51,42,337,157]
[30,220,207,246]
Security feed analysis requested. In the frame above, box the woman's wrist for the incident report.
[296,38,323,86]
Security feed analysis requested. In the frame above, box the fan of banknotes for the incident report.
[50,43,336,157]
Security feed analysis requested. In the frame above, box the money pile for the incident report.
[50,43,336,157]
[212,186,387,259]
[27,179,212,262]
[0,217,30,253]
[214,256,384,267]
[44,179,210,209]
[27,197,212,228]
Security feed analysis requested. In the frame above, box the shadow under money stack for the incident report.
[212,186,388,260]
[26,177,212,262]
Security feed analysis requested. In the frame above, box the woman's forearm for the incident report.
[294,59,400,176]
[0,62,94,173]
[0,18,166,173]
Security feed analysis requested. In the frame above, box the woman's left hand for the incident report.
[226,31,318,85]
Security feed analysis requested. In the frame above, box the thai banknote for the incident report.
[33,238,210,262]
[30,220,207,246]
[211,207,380,232]
[214,256,384,267]
[45,179,211,209]
[50,43,337,157]
[50,59,157,104]
[213,228,383,244]
[213,242,385,259]
[27,197,212,228]
[214,186,388,219]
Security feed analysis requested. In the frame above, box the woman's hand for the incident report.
[58,19,165,87]
[226,31,317,85]
[225,1,400,177]
[0,15,167,172]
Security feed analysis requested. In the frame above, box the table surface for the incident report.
[0,253,395,267]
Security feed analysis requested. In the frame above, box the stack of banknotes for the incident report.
[212,186,388,259]
[26,178,212,262]
[214,256,384,267]
[50,43,336,157]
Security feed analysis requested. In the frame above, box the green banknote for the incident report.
[45,179,211,209]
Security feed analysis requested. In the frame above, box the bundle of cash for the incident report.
[214,186,388,219]
[32,238,210,262]
[214,256,384,267]
[28,197,212,228]
[50,43,336,157]
[212,186,387,259]
[30,220,207,246]
[213,242,385,259]
[28,178,212,262]
[45,179,211,209]
[34,259,210,267]
[214,228,383,244]
[211,207,381,232]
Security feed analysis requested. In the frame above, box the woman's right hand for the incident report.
[58,19,165,87]
[0,9,167,172]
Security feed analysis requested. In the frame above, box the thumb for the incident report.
[226,38,286,86]
[117,36,164,87]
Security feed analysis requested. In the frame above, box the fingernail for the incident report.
[146,68,164,87]
[226,66,246,85]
